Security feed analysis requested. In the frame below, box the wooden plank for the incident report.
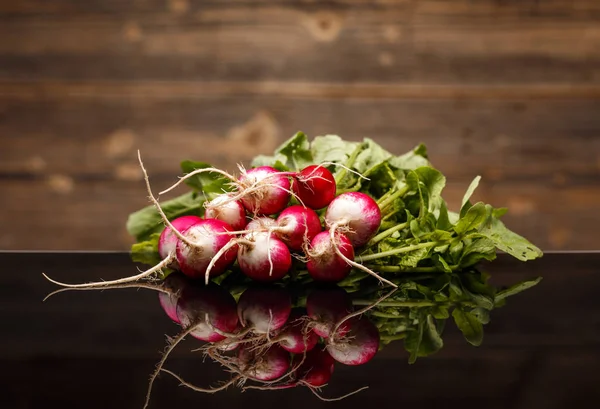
[0,4,598,84]
[0,93,598,183]
[0,178,597,250]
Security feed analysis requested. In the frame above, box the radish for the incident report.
[158,215,203,261]
[326,317,379,366]
[306,286,353,338]
[176,219,238,280]
[292,165,336,210]
[238,345,291,381]
[237,286,292,334]
[274,205,322,251]
[204,194,247,231]
[245,216,277,234]
[237,231,292,282]
[176,283,239,342]
[325,192,381,248]
[238,166,292,215]
[275,308,318,353]
[306,231,354,282]
[294,348,335,387]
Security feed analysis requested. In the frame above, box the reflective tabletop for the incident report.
[2,251,599,409]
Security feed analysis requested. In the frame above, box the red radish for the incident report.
[306,231,354,282]
[295,348,335,387]
[292,165,336,210]
[204,194,247,231]
[237,232,292,282]
[238,345,291,381]
[274,205,322,252]
[158,215,203,260]
[245,216,277,234]
[326,317,380,366]
[237,286,292,334]
[238,166,291,215]
[306,286,353,338]
[325,192,381,248]
[276,308,318,353]
[176,283,239,342]
[176,219,238,280]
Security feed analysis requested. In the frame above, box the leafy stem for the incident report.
[359,241,442,262]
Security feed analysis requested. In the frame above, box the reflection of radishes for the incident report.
[275,308,318,354]
[237,286,292,334]
[306,286,353,338]
[238,345,291,381]
[176,283,239,342]
[295,348,335,387]
[157,272,191,324]
[326,317,380,366]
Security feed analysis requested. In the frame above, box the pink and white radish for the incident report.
[176,219,238,280]
[306,231,354,282]
[158,215,203,261]
[245,216,277,235]
[291,165,337,210]
[237,231,292,282]
[323,192,397,288]
[326,317,380,366]
[273,205,322,252]
[237,286,292,334]
[238,166,292,215]
[204,194,247,231]
[306,286,353,338]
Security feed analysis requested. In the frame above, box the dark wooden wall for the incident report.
[1,0,599,251]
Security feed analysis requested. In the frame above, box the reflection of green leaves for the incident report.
[405,314,444,363]
[452,308,484,346]
[495,277,543,303]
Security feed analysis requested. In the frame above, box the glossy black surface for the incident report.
[2,252,599,409]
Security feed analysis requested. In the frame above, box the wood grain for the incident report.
[0,0,598,251]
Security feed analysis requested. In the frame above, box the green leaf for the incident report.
[275,131,314,170]
[126,192,204,242]
[180,161,234,194]
[460,176,481,216]
[471,307,491,324]
[459,237,497,267]
[250,156,290,171]
[354,138,393,174]
[311,134,359,165]
[431,253,453,273]
[436,200,453,231]
[454,202,490,235]
[388,144,431,170]
[495,277,542,303]
[130,232,162,266]
[475,217,544,261]
[452,308,484,346]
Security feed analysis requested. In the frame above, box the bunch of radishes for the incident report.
[151,273,379,402]
[154,162,390,286]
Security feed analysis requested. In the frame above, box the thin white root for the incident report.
[302,383,369,401]
[42,253,175,289]
[204,239,239,285]
[138,150,200,249]
[318,162,370,181]
[42,281,170,302]
[331,287,397,338]
[329,226,398,288]
[267,231,274,277]
[161,369,240,393]
[143,325,197,409]
[158,167,237,196]
[241,182,307,209]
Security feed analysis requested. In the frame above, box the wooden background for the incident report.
[1,0,599,251]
